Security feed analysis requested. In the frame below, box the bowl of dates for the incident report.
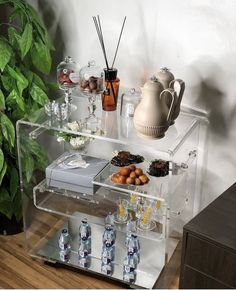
[111,164,149,186]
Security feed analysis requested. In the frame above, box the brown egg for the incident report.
[135,178,142,185]
[119,167,131,176]
[129,164,136,171]
[130,171,137,179]
[135,168,143,176]
[139,174,149,184]
[118,175,126,184]
[126,177,135,185]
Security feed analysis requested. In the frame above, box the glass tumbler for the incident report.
[152,199,164,222]
[114,199,129,224]
[138,199,156,231]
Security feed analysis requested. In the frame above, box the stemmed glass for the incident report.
[57,56,79,121]
[79,60,104,133]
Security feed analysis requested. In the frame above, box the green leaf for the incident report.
[28,107,44,123]
[28,5,45,29]
[10,167,19,200]
[31,40,52,74]
[8,27,20,47]
[0,89,5,109]
[6,65,28,90]
[6,89,15,105]
[0,161,7,185]
[11,108,25,121]
[33,73,47,92]
[16,80,26,98]
[0,200,13,219]
[30,83,48,106]
[1,74,15,92]
[0,148,4,172]
[0,39,12,71]
[5,66,28,97]
[23,137,41,156]
[13,190,22,222]
[0,113,15,148]
[23,138,48,169]
[0,131,3,147]
[20,66,33,85]
[0,187,13,220]
[28,5,47,41]
[19,23,32,59]
[16,93,25,111]
[0,185,9,202]
[6,90,16,107]
[23,182,33,199]
[24,155,34,183]
[6,89,25,111]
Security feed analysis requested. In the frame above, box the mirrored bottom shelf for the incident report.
[32,211,179,288]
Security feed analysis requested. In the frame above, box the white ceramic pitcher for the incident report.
[133,76,176,139]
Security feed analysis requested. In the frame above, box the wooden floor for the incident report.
[0,233,181,289]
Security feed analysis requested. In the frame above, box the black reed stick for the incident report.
[111,16,126,68]
[92,16,109,70]
[97,15,109,69]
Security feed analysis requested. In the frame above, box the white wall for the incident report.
[36,0,236,206]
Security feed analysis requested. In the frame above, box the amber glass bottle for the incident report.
[102,68,120,111]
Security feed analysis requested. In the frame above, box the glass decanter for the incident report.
[79,60,104,133]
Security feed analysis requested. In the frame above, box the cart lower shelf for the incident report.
[32,211,179,288]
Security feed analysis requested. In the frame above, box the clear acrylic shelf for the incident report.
[93,162,189,201]
[33,180,166,242]
[20,94,205,156]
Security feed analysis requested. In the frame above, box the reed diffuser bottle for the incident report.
[102,68,120,111]
[93,15,126,112]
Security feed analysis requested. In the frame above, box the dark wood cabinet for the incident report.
[180,182,236,289]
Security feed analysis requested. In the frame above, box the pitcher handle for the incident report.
[169,79,185,105]
[160,88,176,123]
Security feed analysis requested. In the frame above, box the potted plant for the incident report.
[0,0,54,234]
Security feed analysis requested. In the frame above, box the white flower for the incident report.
[57,136,65,143]
[70,137,87,149]
[67,121,80,132]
